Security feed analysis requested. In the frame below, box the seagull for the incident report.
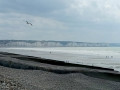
[26,21,32,26]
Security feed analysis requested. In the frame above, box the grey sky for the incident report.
[0,0,120,43]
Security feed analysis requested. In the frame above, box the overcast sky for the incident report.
[0,0,120,43]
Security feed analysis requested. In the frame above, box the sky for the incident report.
[0,0,120,43]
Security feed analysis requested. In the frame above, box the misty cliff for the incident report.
[0,40,111,47]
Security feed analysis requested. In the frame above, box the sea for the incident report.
[0,47,120,72]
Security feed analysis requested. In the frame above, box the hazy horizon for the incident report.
[0,39,119,44]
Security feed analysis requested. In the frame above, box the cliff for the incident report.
[0,40,112,47]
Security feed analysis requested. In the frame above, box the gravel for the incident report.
[0,52,120,90]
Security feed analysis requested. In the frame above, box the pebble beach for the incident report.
[0,52,120,90]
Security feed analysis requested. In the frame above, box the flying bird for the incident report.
[26,21,32,26]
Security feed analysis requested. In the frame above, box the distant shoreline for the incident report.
[1,40,120,47]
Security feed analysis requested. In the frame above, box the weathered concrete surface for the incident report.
[0,52,120,90]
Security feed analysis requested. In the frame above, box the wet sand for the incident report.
[0,52,120,90]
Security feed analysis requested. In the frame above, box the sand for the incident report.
[0,52,120,90]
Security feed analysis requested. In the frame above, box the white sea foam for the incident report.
[1,47,120,72]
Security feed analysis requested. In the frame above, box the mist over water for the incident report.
[1,47,120,72]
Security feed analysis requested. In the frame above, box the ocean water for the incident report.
[0,47,120,72]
